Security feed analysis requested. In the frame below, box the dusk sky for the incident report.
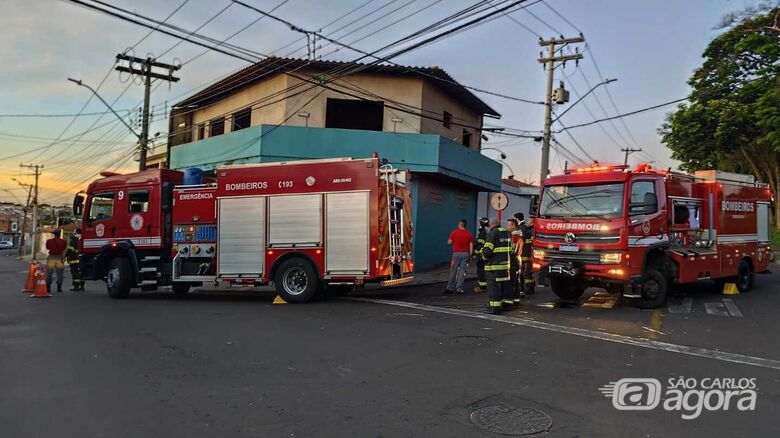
[0,0,747,204]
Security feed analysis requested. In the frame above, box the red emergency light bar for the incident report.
[565,164,628,174]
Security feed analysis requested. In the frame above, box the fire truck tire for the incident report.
[736,259,755,293]
[549,277,586,301]
[106,257,132,299]
[633,268,668,309]
[172,283,191,295]
[274,258,321,303]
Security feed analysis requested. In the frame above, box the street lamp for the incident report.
[481,147,507,160]
[481,147,514,179]
[68,78,141,139]
[553,78,617,122]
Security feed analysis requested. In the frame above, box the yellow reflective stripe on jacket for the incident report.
[489,300,502,307]
[477,239,486,244]
[493,247,511,253]
[496,276,510,282]
[483,242,494,249]
[485,264,510,271]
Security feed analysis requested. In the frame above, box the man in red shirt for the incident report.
[45,229,67,293]
[444,219,474,294]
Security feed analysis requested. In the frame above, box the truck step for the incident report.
[142,256,161,262]
[140,280,158,286]
[139,267,157,273]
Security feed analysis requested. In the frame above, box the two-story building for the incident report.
[167,58,502,270]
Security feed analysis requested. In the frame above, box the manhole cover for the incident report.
[469,404,552,435]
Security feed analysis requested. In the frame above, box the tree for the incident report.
[661,6,780,226]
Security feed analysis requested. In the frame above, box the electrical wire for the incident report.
[554,98,687,133]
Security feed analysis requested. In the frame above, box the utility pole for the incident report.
[14,180,33,257]
[538,35,584,183]
[621,148,642,166]
[115,54,180,171]
[19,164,42,259]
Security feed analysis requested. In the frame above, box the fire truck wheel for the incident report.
[106,257,132,299]
[274,258,321,303]
[736,259,755,293]
[172,283,191,295]
[549,277,586,301]
[634,268,668,309]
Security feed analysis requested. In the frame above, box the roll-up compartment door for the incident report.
[326,192,369,274]
[268,194,322,246]
[218,196,265,276]
[757,202,769,243]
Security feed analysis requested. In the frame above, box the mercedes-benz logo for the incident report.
[564,232,576,243]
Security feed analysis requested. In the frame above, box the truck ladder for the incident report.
[380,165,404,265]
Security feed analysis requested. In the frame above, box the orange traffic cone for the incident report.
[21,261,37,292]
[30,267,51,298]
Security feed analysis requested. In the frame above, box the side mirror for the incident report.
[73,194,84,217]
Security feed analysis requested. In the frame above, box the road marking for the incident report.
[705,299,742,317]
[346,297,780,371]
[667,297,693,314]
[646,308,664,340]
[722,299,743,317]
[705,302,730,317]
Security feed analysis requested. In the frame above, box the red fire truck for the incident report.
[72,156,414,302]
[532,164,772,308]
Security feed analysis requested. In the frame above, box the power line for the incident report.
[182,0,292,66]
[554,98,687,133]
[157,1,233,59]
[541,0,582,33]
[0,109,133,118]
[73,0,541,146]
[127,0,191,50]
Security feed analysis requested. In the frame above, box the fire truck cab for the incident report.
[533,164,772,308]
[73,156,414,302]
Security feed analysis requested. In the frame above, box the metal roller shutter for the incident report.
[326,191,369,274]
[217,196,265,276]
[268,194,322,246]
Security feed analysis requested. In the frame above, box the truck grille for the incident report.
[536,232,619,244]
[544,249,602,264]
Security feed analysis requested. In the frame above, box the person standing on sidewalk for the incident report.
[444,219,474,294]
[45,229,67,293]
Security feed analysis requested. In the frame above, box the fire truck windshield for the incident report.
[539,183,625,219]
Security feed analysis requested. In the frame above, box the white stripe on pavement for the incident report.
[346,297,780,371]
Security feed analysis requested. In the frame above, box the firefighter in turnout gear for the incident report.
[473,217,489,293]
[515,212,536,295]
[507,219,523,306]
[481,217,511,314]
[64,228,84,292]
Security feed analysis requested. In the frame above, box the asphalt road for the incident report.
[1,252,778,437]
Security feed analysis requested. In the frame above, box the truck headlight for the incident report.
[600,252,622,264]
[533,249,545,260]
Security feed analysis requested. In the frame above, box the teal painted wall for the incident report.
[170,125,501,190]
[411,177,478,270]
[169,125,496,271]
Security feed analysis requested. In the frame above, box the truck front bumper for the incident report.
[534,259,639,292]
